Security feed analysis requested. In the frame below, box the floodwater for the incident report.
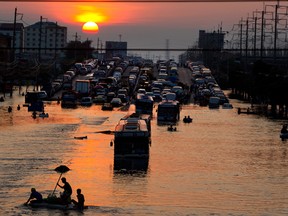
[1,89,288,216]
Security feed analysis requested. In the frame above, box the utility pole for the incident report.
[12,8,23,61]
[253,16,257,57]
[73,32,78,60]
[166,39,170,61]
[54,22,58,60]
[97,37,100,52]
[274,3,279,62]
[240,19,243,58]
[38,16,43,63]
[245,19,249,70]
[54,22,58,74]
[12,8,17,61]
[261,10,264,60]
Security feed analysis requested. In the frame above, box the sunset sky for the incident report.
[1,1,272,59]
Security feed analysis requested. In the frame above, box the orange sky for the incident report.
[1,2,269,57]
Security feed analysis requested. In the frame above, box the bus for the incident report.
[135,93,154,116]
[157,100,180,123]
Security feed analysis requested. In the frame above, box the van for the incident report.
[25,91,47,103]
[209,96,220,109]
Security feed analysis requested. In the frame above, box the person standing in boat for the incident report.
[25,188,43,204]
[72,188,85,211]
[57,177,72,204]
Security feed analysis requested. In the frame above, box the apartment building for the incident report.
[24,21,67,61]
[0,23,24,55]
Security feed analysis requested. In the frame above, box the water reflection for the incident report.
[2,90,288,215]
[113,158,149,174]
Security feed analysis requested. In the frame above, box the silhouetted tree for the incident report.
[65,40,94,62]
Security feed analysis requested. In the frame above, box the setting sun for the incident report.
[82,21,99,33]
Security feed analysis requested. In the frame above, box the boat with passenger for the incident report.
[28,198,88,211]
[112,113,151,158]
[183,116,192,123]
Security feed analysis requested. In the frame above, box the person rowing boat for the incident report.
[57,177,72,204]
[25,188,43,205]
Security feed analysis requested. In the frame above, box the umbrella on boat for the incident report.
[51,165,70,196]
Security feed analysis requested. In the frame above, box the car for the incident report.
[62,82,73,90]
[110,97,123,107]
[51,81,62,92]
[65,71,75,78]
[117,88,128,96]
[80,67,88,75]
[63,74,71,82]
[117,93,128,103]
[137,88,146,94]
[107,92,116,102]
[93,95,107,104]
[80,97,93,106]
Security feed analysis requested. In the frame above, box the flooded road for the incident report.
[0,89,288,215]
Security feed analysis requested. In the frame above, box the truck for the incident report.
[74,80,90,97]
[61,91,78,108]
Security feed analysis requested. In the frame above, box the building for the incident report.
[198,30,225,50]
[198,30,225,67]
[105,41,127,59]
[24,21,67,61]
[0,34,12,62]
[0,23,24,55]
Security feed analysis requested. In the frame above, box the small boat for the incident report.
[74,136,88,140]
[167,126,177,131]
[280,133,288,140]
[28,201,88,211]
[183,117,192,123]
[39,113,49,118]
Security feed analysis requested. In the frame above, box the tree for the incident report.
[65,40,94,62]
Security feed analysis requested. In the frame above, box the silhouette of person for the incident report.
[25,188,43,204]
[32,111,37,119]
[72,188,85,211]
[57,177,72,204]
